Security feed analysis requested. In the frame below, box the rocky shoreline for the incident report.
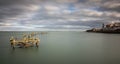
[86,22,120,33]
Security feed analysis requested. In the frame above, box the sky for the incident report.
[0,0,120,31]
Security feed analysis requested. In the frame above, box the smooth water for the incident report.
[0,31,120,64]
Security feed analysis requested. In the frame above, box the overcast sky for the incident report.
[0,0,120,31]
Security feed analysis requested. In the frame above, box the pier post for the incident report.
[102,23,104,29]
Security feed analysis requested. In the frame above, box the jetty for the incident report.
[10,32,40,49]
[86,22,120,33]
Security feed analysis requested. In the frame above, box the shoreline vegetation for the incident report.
[86,22,120,33]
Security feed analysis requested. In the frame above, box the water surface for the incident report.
[0,31,120,64]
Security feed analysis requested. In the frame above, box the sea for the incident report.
[0,31,120,64]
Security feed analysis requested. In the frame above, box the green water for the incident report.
[0,31,120,64]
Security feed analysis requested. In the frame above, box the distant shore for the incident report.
[86,22,120,33]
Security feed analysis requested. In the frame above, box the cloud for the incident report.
[0,0,40,20]
[0,0,120,31]
[44,5,60,11]
[99,0,120,12]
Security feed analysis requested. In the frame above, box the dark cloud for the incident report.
[99,0,120,12]
[0,6,23,21]
[0,0,120,30]
[0,0,31,6]
[78,0,87,3]
[0,0,19,6]
[0,0,40,23]
[101,6,120,12]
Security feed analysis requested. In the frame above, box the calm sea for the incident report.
[0,31,120,64]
